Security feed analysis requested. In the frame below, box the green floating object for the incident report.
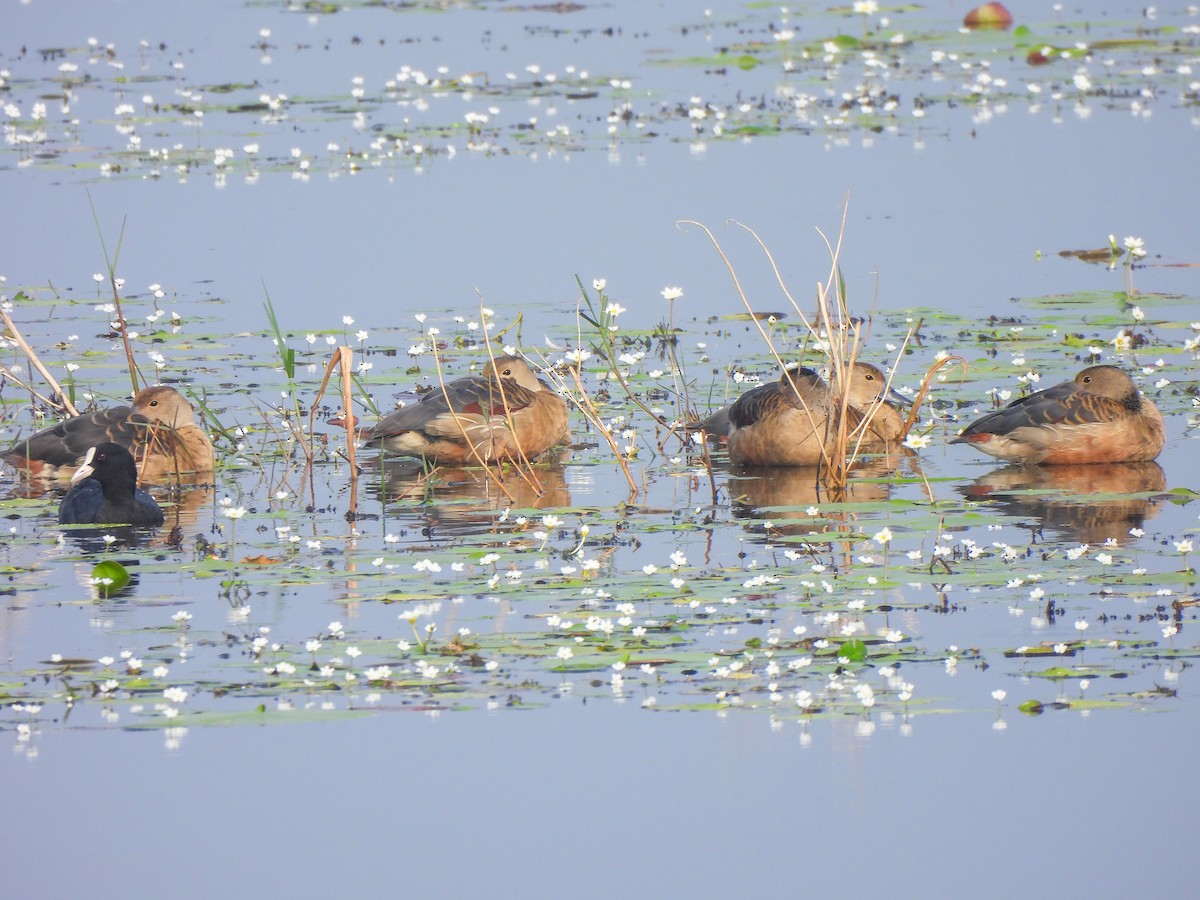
[1018,699,1044,715]
[91,560,131,596]
[838,638,868,663]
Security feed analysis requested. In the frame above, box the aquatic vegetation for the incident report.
[0,235,1195,751]
[1,4,1196,181]
[0,4,1196,758]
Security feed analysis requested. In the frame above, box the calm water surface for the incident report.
[2,1,1199,896]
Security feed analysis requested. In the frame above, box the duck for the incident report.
[58,443,165,526]
[724,362,908,466]
[951,365,1165,465]
[360,356,570,466]
[3,385,214,483]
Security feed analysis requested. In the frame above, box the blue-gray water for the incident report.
[3,1,1199,896]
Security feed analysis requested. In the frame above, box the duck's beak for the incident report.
[71,446,98,485]
[886,386,912,408]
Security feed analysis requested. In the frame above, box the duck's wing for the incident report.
[728,383,790,430]
[952,381,1113,441]
[4,406,139,470]
[365,376,538,441]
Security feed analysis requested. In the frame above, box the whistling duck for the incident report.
[361,356,570,465]
[725,363,908,466]
[3,385,214,482]
[951,365,1165,465]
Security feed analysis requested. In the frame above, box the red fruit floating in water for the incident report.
[963,2,1014,30]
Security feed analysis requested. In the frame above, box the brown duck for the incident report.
[951,365,1164,465]
[726,363,907,467]
[360,356,570,466]
[3,385,214,483]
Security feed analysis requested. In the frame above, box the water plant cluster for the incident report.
[2,2,1197,181]
[0,217,1196,755]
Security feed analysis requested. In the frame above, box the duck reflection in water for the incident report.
[729,448,913,540]
[365,455,571,536]
[958,461,1167,545]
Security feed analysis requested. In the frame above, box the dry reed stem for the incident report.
[427,338,519,504]
[339,347,359,516]
[560,282,651,496]
[85,203,143,397]
[475,317,547,497]
[0,366,64,415]
[467,295,543,493]
[0,308,80,417]
[137,421,179,489]
[545,360,640,503]
[581,317,671,443]
[302,345,357,513]
[677,219,840,471]
[683,207,921,493]
[307,350,347,466]
[901,355,967,439]
[660,295,697,440]
[307,346,359,514]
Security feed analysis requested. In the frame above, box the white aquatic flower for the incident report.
[1123,236,1147,258]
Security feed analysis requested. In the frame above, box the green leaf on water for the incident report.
[838,638,868,663]
[1031,666,1092,680]
[91,560,131,596]
[1166,487,1198,505]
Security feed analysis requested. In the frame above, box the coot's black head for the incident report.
[71,442,139,489]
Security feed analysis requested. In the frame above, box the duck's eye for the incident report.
[502,368,513,377]
[1082,376,1092,384]
[149,400,159,407]
[864,373,875,381]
